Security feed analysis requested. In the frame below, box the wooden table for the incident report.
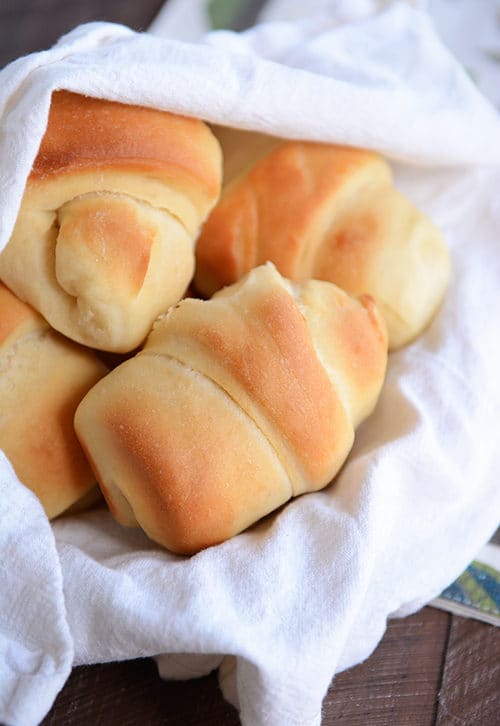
[40,604,500,725]
[2,2,499,724]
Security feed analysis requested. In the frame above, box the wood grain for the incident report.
[322,607,450,726]
[0,0,165,68]
[40,607,452,725]
[42,661,239,726]
[436,616,500,726]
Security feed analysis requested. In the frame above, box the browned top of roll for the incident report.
[149,276,351,490]
[30,91,221,202]
[145,264,382,493]
[194,141,386,294]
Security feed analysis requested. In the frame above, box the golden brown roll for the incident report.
[0,282,108,518]
[74,264,388,555]
[194,129,451,350]
[0,91,222,352]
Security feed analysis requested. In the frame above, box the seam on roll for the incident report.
[140,347,296,500]
[0,328,49,362]
[55,189,193,238]
[284,278,354,426]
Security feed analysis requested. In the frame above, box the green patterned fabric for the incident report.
[441,561,499,617]
[433,552,500,626]
[208,0,249,29]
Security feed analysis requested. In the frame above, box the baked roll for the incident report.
[194,129,451,349]
[75,264,388,555]
[0,91,222,352]
[0,282,107,518]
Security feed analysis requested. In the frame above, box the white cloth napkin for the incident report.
[1,3,500,725]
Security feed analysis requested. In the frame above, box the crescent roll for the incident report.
[74,264,388,554]
[0,282,107,518]
[0,91,222,352]
[194,129,451,349]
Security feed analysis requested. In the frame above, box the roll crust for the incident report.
[30,91,221,209]
[194,133,450,349]
[75,264,388,554]
[0,282,107,518]
[0,91,222,352]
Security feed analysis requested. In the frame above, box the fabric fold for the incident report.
[0,454,73,726]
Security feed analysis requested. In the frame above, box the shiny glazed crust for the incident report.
[0,282,107,518]
[0,91,222,352]
[75,264,388,554]
[194,134,450,349]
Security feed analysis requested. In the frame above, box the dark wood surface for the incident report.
[2,2,499,725]
[39,606,500,726]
